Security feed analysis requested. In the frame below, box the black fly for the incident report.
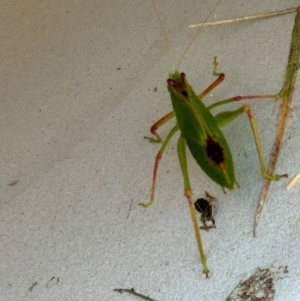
[194,191,216,231]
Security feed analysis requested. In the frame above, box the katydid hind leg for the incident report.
[145,111,175,143]
[177,135,209,277]
[139,125,179,207]
[243,105,287,180]
[214,105,287,181]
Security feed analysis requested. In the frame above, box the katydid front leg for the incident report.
[144,111,175,143]
[207,58,280,111]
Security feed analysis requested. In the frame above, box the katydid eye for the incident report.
[167,79,174,85]
[182,90,188,97]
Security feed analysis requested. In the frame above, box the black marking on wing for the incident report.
[205,136,224,165]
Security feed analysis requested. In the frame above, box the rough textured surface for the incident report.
[1,1,300,300]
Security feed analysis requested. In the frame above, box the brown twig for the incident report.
[254,6,300,236]
[189,7,297,28]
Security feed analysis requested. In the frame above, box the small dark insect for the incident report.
[194,191,216,231]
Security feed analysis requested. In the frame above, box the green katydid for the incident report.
[139,0,287,277]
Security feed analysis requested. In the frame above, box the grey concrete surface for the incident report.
[1,1,300,300]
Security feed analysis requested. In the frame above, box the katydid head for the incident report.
[167,72,189,98]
